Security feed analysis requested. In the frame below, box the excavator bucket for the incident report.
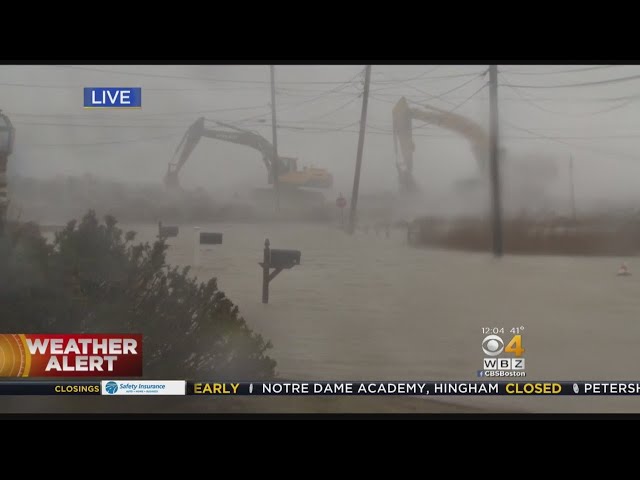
[392,97,415,174]
[164,169,180,189]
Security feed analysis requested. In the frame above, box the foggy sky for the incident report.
[3,64,640,211]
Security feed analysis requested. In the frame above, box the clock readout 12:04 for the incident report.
[482,327,504,335]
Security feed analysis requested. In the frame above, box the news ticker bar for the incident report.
[3,381,640,396]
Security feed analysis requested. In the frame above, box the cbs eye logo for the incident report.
[482,335,504,356]
[482,334,525,357]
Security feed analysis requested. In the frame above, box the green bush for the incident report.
[0,210,276,380]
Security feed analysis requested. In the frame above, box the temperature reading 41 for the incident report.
[511,326,525,335]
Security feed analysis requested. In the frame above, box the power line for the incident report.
[404,72,488,109]
[0,79,366,98]
[0,81,76,90]
[20,133,179,148]
[500,73,638,116]
[500,65,620,75]
[506,133,640,140]
[379,80,458,107]
[433,70,489,97]
[52,65,330,85]
[379,70,487,82]
[7,66,631,95]
[233,68,365,124]
[182,119,640,140]
[367,73,489,117]
[370,90,640,103]
[448,82,489,113]
[17,110,640,140]
[502,73,640,89]
[370,95,396,105]
[13,121,184,129]
[308,96,362,121]
[279,95,363,125]
[0,80,273,93]
[372,65,441,83]
[6,105,278,120]
[366,72,490,119]
[409,82,489,133]
[20,119,640,146]
[502,120,640,162]
[54,65,465,86]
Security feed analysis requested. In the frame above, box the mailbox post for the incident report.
[194,229,223,267]
[260,238,301,304]
[158,221,179,239]
[336,193,347,228]
[262,239,271,303]
[193,226,201,267]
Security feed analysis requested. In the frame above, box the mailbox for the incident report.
[269,249,301,269]
[200,232,223,245]
[159,225,179,238]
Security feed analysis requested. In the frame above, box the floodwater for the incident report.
[125,221,640,413]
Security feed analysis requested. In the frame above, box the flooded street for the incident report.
[9,63,640,416]
[126,221,640,413]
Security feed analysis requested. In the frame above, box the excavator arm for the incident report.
[164,117,290,188]
[392,97,489,191]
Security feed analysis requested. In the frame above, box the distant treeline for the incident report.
[6,175,333,224]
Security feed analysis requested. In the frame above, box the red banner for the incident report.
[0,334,143,377]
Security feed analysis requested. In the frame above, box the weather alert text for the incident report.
[0,334,143,377]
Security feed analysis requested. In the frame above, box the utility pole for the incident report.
[262,239,270,304]
[0,153,7,238]
[0,110,14,238]
[270,65,280,211]
[347,65,371,235]
[569,153,577,222]
[0,110,14,292]
[489,65,503,257]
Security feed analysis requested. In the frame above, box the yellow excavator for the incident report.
[165,117,333,190]
[392,97,490,192]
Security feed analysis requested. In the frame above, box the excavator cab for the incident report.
[300,167,334,189]
[282,157,298,173]
[267,156,333,189]
[267,156,296,184]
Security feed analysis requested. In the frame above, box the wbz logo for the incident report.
[483,357,526,370]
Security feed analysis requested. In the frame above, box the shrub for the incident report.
[0,210,276,380]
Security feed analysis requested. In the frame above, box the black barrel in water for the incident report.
[158,225,179,238]
[200,232,223,245]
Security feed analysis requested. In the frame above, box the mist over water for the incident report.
[5,65,640,412]
[108,221,640,413]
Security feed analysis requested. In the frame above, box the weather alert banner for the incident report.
[0,334,143,377]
